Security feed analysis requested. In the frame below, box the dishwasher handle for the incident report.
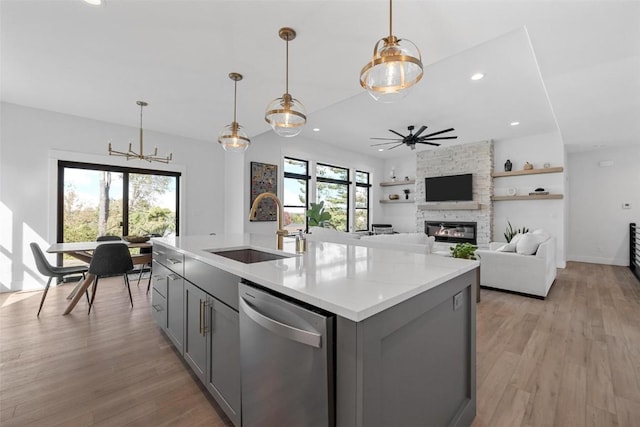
[240,297,322,349]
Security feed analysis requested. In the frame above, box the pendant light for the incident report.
[218,72,250,152]
[265,27,307,138]
[359,0,424,103]
[108,101,173,163]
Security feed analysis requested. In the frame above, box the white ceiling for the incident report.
[2,0,639,158]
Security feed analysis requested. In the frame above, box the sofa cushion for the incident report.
[496,242,517,252]
[516,233,541,255]
[510,233,525,246]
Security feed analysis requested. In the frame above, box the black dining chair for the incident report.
[88,243,134,314]
[96,235,122,242]
[30,242,89,316]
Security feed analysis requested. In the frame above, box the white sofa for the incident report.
[306,227,435,254]
[475,233,557,298]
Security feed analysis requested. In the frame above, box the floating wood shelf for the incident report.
[492,167,564,178]
[380,199,414,204]
[491,194,564,201]
[417,201,480,210]
[380,179,415,187]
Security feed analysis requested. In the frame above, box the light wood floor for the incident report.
[1,262,639,426]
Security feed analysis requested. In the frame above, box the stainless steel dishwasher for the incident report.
[239,282,335,427]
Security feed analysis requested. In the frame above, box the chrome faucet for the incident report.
[249,192,288,250]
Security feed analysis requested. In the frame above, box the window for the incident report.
[355,171,370,231]
[316,163,350,232]
[283,157,309,233]
[58,161,180,264]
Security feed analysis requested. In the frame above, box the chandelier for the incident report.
[218,72,250,152]
[359,0,424,103]
[265,27,307,137]
[108,101,172,163]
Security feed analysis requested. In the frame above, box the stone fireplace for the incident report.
[425,221,477,245]
[415,141,493,247]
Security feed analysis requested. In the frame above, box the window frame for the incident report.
[56,160,181,243]
[354,170,371,232]
[283,157,310,231]
[316,162,351,232]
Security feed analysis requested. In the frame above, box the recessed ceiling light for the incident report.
[510,121,520,126]
[470,73,484,81]
[378,148,384,152]
[313,128,320,132]
[84,0,103,5]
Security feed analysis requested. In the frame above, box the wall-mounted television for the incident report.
[425,173,473,202]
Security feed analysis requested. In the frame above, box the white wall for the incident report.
[0,102,224,292]
[380,153,416,232]
[567,146,640,266]
[493,131,566,267]
[236,131,385,235]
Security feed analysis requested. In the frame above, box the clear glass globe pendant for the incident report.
[359,0,424,103]
[218,72,250,152]
[265,27,307,137]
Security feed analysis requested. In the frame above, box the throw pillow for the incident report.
[497,243,517,252]
[516,233,540,255]
[510,233,524,246]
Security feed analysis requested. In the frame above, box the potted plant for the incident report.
[306,201,332,228]
[504,220,529,243]
[450,243,477,260]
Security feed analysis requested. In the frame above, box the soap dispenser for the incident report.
[295,229,306,254]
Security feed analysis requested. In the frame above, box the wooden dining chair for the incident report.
[30,242,89,316]
[88,243,134,314]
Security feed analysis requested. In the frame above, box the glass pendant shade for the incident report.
[265,27,306,137]
[265,93,307,138]
[360,37,423,103]
[359,0,424,103]
[218,122,250,152]
[218,72,250,152]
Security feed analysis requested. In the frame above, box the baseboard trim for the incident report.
[567,255,628,266]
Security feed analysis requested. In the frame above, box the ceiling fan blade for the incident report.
[413,125,428,138]
[416,141,441,146]
[387,143,405,150]
[388,129,406,138]
[370,137,402,141]
[419,128,455,139]
[370,141,401,146]
[420,136,458,141]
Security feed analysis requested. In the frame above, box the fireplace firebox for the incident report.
[425,221,477,245]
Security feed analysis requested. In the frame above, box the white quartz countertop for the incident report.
[153,234,478,322]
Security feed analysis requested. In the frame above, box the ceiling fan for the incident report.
[371,125,457,150]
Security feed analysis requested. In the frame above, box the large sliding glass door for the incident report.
[57,161,180,265]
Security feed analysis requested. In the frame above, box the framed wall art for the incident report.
[250,162,277,221]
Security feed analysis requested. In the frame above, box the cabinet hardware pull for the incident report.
[199,299,204,335]
[203,301,210,334]
[168,274,180,281]
[152,304,163,312]
[167,258,182,265]
[152,251,161,256]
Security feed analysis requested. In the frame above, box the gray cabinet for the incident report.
[153,245,240,427]
[151,258,184,354]
[184,280,207,381]
[206,298,241,424]
[183,281,241,426]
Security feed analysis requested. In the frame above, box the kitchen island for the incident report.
[151,233,478,427]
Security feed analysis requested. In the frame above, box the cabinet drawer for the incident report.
[151,260,170,298]
[153,244,185,275]
[151,289,167,328]
[164,248,185,275]
[184,256,240,310]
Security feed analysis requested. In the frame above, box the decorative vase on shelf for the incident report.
[524,162,533,170]
[504,159,512,172]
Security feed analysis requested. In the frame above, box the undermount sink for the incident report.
[207,248,294,264]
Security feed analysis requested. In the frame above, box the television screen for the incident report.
[425,174,473,202]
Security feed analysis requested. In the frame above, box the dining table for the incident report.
[47,240,152,315]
